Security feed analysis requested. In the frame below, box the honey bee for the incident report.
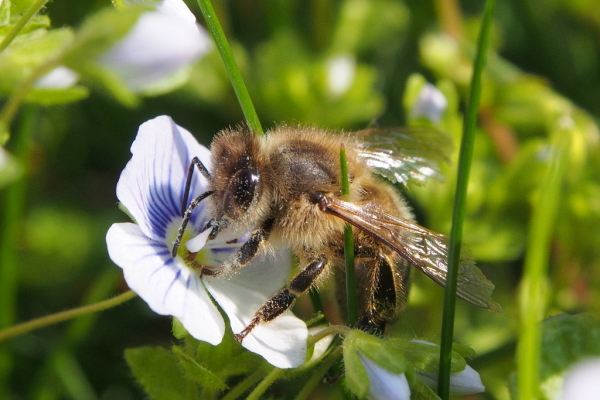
[172,126,501,341]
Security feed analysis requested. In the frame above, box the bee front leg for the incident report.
[235,255,328,342]
[217,218,275,275]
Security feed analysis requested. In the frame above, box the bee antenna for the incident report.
[172,190,214,258]
[181,157,212,217]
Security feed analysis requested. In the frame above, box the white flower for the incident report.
[35,66,80,89]
[562,357,600,400]
[411,340,485,396]
[326,54,356,97]
[410,83,447,124]
[358,352,411,400]
[106,115,307,368]
[98,0,212,92]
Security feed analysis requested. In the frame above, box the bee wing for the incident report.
[355,128,454,186]
[323,198,502,312]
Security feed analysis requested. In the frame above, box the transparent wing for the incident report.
[322,197,502,312]
[355,128,454,186]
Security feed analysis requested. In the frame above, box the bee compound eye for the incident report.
[223,168,260,218]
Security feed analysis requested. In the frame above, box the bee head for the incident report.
[210,128,266,222]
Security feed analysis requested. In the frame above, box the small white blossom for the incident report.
[410,83,447,124]
[358,352,411,400]
[35,66,80,89]
[562,357,600,400]
[326,54,356,97]
[411,340,485,396]
[106,116,307,368]
[99,0,211,92]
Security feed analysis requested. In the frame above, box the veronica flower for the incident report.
[410,82,448,124]
[411,340,485,396]
[98,0,211,92]
[106,116,307,368]
[358,352,411,400]
[38,0,211,94]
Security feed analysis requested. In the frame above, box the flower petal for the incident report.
[116,115,211,242]
[410,83,447,124]
[204,249,308,368]
[155,0,197,23]
[562,358,600,400]
[418,365,485,396]
[35,66,80,88]
[98,2,211,91]
[106,222,224,345]
[410,340,485,395]
[358,353,411,400]
[186,227,212,253]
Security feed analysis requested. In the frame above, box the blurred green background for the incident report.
[1,0,600,399]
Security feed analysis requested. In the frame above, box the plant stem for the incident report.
[434,0,465,39]
[307,325,351,348]
[0,104,37,399]
[437,0,495,398]
[0,291,136,343]
[195,0,263,136]
[0,0,50,53]
[221,369,264,400]
[293,346,343,400]
[517,127,569,400]
[246,367,284,400]
[340,145,357,327]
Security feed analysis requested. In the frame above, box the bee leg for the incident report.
[181,157,212,217]
[234,256,328,342]
[219,218,275,274]
[172,190,215,258]
[356,255,409,336]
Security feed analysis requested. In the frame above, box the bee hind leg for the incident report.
[234,255,328,342]
[355,254,409,336]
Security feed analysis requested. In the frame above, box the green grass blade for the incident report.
[517,128,569,399]
[195,0,263,136]
[340,145,357,327]
[437,0,496,398]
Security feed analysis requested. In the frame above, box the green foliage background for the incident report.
[1,0,600,399]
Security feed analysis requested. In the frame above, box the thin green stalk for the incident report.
[307,325,351,348]
[29,270,121,399]
[0,290,136,343]
[195,0,263,136]
[308,288,325,316]
[437,0,496,398]
[293,346,343,400]
[221,369,264,400]
[246,367,285,400]
[340,145,357,327]
[0,0,50,53]
[0,105,37,397]
[517,130,569,400]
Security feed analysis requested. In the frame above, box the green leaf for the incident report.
[0,14,51,35]
[0,0,10,27]
[125,346,193,400]
[540,314,600,382]
[387,339,467,374]
[25,86,89,105]
[171,345,227,391]
[0,27,74,94]
[0,146,22,187]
